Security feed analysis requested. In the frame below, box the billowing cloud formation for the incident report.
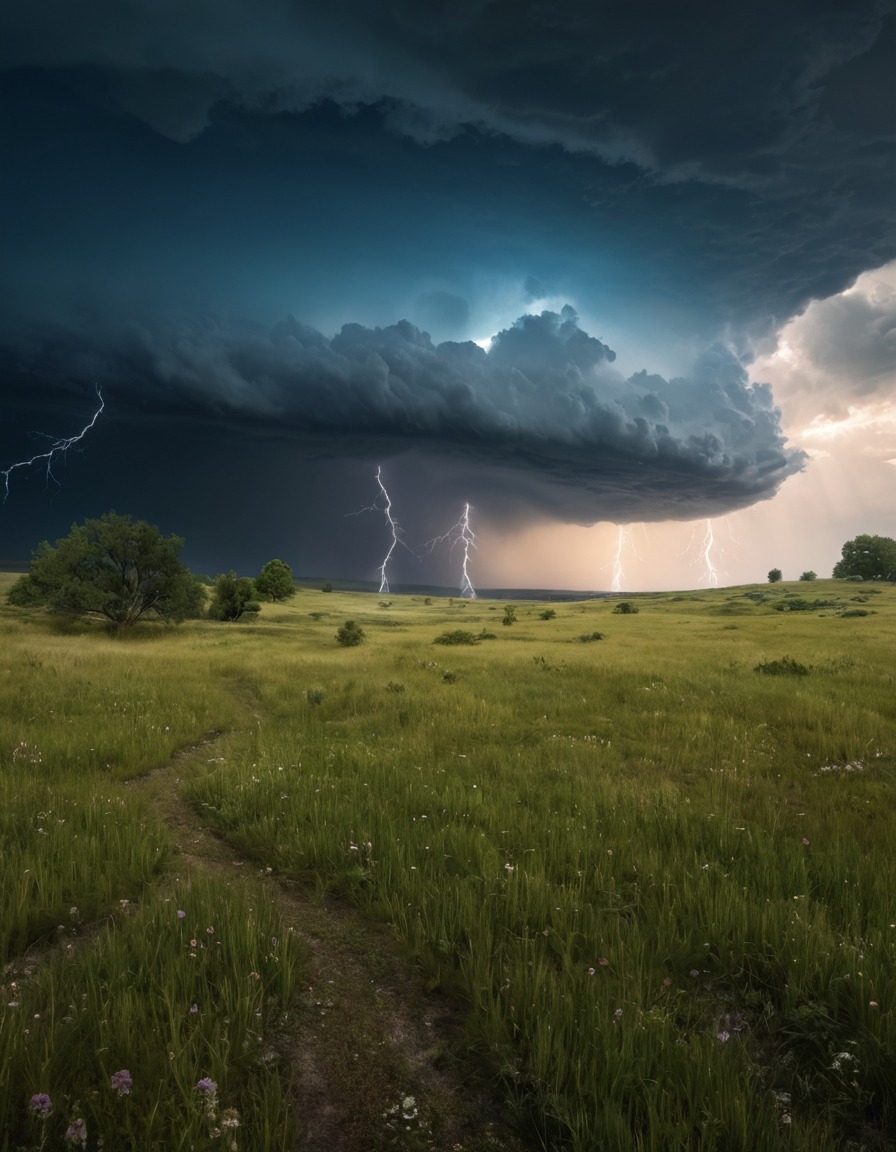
[7,308,805,524]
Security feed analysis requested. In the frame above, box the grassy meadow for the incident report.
[1,572,895,1150]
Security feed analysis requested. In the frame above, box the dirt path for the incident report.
[127,736,521,1152]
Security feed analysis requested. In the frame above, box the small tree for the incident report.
[502,606,517,626]
[255,558,296,602]
[208,572,261,621]
[767,569,783,583]
[321,582,333,593]
[336,619,365,647]
[832,534,896,581]
[799,570,817,581]
[7,511,204,627]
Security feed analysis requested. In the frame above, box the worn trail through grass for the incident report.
[127,734,517,1152]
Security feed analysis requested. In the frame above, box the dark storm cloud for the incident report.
[3,309,804,524]
[3,0,896,334]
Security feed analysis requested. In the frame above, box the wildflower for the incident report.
[801,837,810,846]
[598,957,610,967]
[221,1108,240,1130]
[869,1001,879,1008]
[29,1093,52,1116]
[64,1118,88,1147]
[206,927,215,936]
[196,1077,218,1095]
[587,967,596,976]
[689,969,700,978]
[177,910,186,920]
[190,939,198,948]
[613,1008,623,1020]
[190,1003,199,1014]
[717,1030,730,1043]
[110,1069,133,1096]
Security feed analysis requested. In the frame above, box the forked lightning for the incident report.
[2,386,104,502]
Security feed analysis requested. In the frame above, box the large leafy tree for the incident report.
[8,512,204,627]
[255,558,296,602]
[832,534,896,581]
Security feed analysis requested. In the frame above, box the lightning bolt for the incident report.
[426,503,478,598]
[350,466,411,594]
[610,525,635,592]
[700,519,719,587]
[2,386,104,502]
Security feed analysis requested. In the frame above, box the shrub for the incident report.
[502,606,517,626]
[753,656,810,676]
[335,620,365,647]
[208,572,261,621]
[799,570,817,581]
[839,608,871,618]
[434,630,479,645]
[540,609,557,620]
[768,568,783,583]
[306,688,324,705]
[386,681,405,693]
[321,582,333,593]
[613,602,639,614]
[442,671,457,683]
[577,631,604,643]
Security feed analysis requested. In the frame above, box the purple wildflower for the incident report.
[717,1030,731,1043]
[64,1118,87,1147]
[110,1069,132,1096]
[196,1077,218,1095]
[190,1002,199,1015]
[177,909,186,919]
[29,1093,52,1116]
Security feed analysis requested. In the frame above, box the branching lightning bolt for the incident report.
[610,525,635,592]
[682,518,725,586]
[350,466,412,594]
[700,519,719,587]
[2,386,105,503]
[426,503,478,598]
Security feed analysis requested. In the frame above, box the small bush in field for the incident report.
[540,608,557,620]
[754,656,810,676]
[434,630,479,645]
[613,602,639,614]
[335,620,365,647]
[577,631,604,643]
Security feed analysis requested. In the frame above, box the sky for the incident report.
[2,0,896,592]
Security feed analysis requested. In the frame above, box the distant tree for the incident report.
[832,534,896,581]
[208,572,261,621]
[799,570,817,581]
[502,605,517,626]
[540,608,557,620]
[321,582,333,593]
[767,569,783,583]
[336,619,364,647]
[7,511,204,628]
[613,601,639,614]
[255,558,296,602]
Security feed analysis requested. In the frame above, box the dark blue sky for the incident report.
[2,1,895,584]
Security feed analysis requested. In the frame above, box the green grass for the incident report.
[2,575,896,1149]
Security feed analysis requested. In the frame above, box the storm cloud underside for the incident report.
[4,309,804,525]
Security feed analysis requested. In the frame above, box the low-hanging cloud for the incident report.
[6,307,806,524]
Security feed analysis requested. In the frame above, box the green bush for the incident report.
[540,608,557,620]
[434,630,479,645]
[753,656,810,676]
[613,601,639,614]
[335,619,365,647]
[577,631,604,643]
[208,572,261,621]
